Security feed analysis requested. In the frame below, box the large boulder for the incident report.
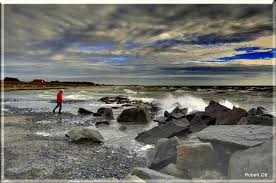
[117,107,151,123]
[146,137,180,170]
[248,107,271,116]
[188,112,216,132]
[196,125,272,148]
[153,117,168,125]
[205,100,231,118]
[216,107,248,125]
[131,167,175,180]
[170,107,188,119]
[237,115,274,126]
[135,118,190,144]
[78,108,94,115]
[160,163,191,179]
[228,141,273,179]
[176,142,214,170]
[65,127,104,142]
[93,107,114,120]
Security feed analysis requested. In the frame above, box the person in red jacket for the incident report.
[53,89,63,114]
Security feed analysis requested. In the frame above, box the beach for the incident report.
[2,85,275,180]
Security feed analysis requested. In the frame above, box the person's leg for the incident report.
[58,103,62,114]
[53,103,59,113]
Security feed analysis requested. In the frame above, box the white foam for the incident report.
[124,89,137,94]
[158,94,207,115]
[128,96,155,103]
[219,99,239,109]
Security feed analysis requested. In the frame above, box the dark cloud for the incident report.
[4,4,275,85]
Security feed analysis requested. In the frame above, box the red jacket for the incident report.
[57,91,63,103]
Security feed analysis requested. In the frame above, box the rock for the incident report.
[119,126,127,131]
[95,120,110,127]
[176,142,214,170]
[153,117,168,125]
[216,107,248,125]
[237,115,273,126]
[131,167,175,180]
[65,127,104,142]
[196,125,272,148]
[164,111,171,118]
[125,174,146,182]
[189,112,216,132]
[228,141,273,179]
[248,106,271,116]
[135,118,190,144]
[78,108,94,115]
[146,137,180,170]
[117,107,151,123]
[93,108,114,120]
[171,107,188,119]
[205,100,230,117]
[149,105,161,113]
[160,163,191,179]
[196,169,226,179]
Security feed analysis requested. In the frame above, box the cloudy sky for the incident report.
[4,4,275,85]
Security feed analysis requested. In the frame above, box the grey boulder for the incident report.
[65,127,104,142]
[78,108,94,115]
[160,163,191,179]
[131,167,175,180]
[238,115,274,126]
[146,137,180,170]
[93,107,114,120]
[135,118,190,144]
[117,107,151,123]
[228,141,273,179]
[196,125,272,148]
[188,112,216,132]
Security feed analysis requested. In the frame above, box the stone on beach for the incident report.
[176,142,214,170]
[196,125,273,148]
[237,115,274,126]
[188,111,216,132]
[170,106,188,119]
[93,107,114,120]
[78,108,94,115]
[131,167,175,180]
[215,107,248,125]
[117,107,151,123]
[228,141,273,179]
[65,127,104,142]
[205,100,231,118]
[146,137,180,170]
[160,163,191,179]
[135,118,190,144]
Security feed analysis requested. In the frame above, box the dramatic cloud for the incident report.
[4,4,275,85]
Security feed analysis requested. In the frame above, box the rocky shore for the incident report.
[3,94,275,181]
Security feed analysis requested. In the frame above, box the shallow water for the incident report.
[3,85,275,154]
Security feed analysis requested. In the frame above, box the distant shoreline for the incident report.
[1,80,274,92]
[1,81,98,91]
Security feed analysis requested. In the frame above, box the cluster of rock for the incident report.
[64,99,274,180]
[129,100,274,180]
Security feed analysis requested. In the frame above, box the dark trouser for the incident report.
[53,102,62,113]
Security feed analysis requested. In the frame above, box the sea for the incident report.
[3,85,275,154]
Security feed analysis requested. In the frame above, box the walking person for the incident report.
[53,89,63,114]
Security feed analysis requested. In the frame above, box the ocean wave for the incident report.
[219,99,239,109]
[158,94,207,115]
[65,94,92,100]
[128,96,155,103]
[124,89,137,94]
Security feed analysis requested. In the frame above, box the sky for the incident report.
[4,4,276,85]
